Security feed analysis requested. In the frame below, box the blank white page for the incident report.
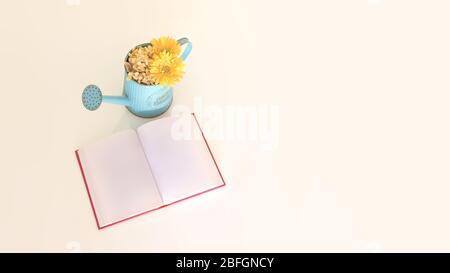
[137,115,224,204]
[78,130,163,228]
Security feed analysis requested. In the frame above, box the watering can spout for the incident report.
[82,85,130,111]
[102,95,130,106]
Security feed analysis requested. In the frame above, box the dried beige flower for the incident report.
[125,44,155,85]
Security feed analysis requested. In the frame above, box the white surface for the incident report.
[138,114,224,204]
[78,130,163,228]
[1,0,450,251]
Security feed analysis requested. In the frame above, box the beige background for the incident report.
[1,0,450,252]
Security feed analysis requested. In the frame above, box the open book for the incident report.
[75,113,225,229]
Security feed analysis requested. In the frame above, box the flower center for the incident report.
[161,65,171,73]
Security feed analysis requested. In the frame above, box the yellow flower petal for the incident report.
[150,36,181,56]
[149,51,185,86]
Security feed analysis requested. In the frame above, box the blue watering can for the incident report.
[82,38,192,118]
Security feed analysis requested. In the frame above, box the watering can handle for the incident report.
[178,38,192,61]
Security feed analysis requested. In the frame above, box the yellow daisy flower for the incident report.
[149,51,185,86]
[150,36,181,56]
